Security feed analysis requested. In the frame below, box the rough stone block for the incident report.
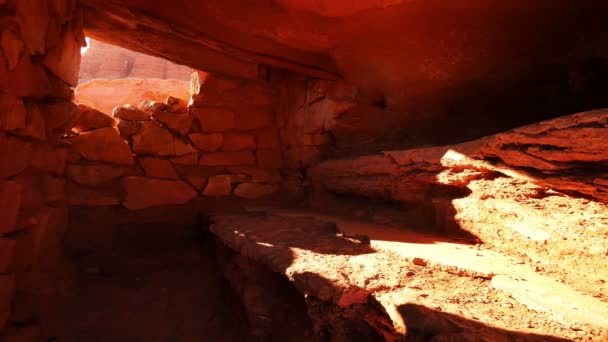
[0,238,16,273]
[72,104,115,133]
[66,182,122,206]
[117,120,141,139]
[234,183,279,199]
[0,132,32,178]
[226,167,281,183]
[0,93,26,131]
[189,133,223,152]
[66,164,129,186]
[203,175,232,196]
[16,0,49,54]
[122,177,197,210]
[14,102,46,140]
[165,95,188,113]
[1,29,23,71]
[43,24,81,86]
[192,107,235,132]
[222,133,256,151]
[138,157,179,179]
[133,121,195,157]
[41,101,79,135]
[257,149,283,169]
[256,128,280,149]
[0,181,21,235]
[153,111,192,136]
[0,274,16,329]
[233,108,274,130]
[30,144,68,175]
[112,105,150,121]
[138,99,166,114]
[68,127,134,165]
[170,153,199,165]
[200,151,255,166]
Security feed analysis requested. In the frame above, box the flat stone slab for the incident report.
[258,209,608,330]
[210,211,608,340]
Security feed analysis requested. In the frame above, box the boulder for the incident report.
[234,107,275,131]
[138,100,166,114]
[1,29,23,71]
[234,183,279,199]
[200,151,255,166]
[13,102,46,140]
[122,177,197,210]
[189,133,223,152]
[117,120,141,138]
[75,78,190,115]
[203,175,232,196]
[66,182,122,206]
[226,167,282,183]
[68,127,134,165]
[66,164,128,186]
[191,107,235,132]
[133,121,196,157]
[0,181,21,235]
[165,95,188,113]
[257,149,283,168]
[112,105,150,121]
[153,111,193,136]
[256,128,280,149]
[138,157,179,179]
[0,94,26,131]
[222,133,256,151]
[72,104,115,133]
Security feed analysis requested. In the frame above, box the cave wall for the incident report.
[0,0,85,338]
[64,71,344,209]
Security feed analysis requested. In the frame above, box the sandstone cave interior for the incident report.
[1,1,608,341]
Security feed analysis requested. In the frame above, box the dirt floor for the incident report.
[41,207,252,342]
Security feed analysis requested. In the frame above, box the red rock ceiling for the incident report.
[80,0,608,129]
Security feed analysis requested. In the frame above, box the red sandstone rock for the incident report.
[72,104,116,133]
[117,120,141,139]
[191,107,235,132]
[176,166,218,191]
[1,29,23,71]
[138,100,166,114]
[226,167,282,183]
[203,175,232,196]
[78,39,192,83]
[138,157,179,179]
[0,181,21,235]
[122,177,197,210]
[13,102,46,141]
[200,151,256,166]
[66,182,122,206]
[66,164,129,186]
[234,183,279,199]
[0,239,15,273]
[75,78,190,115]
[0,274,15,329]
[0,94,26,131]
[112,105,150,121]
[170,153,199,165]
[222,133,256,151]
[166,96,188,113]
[41,101,79,135]
[15,0,49,55]
[153,111,193,136]
[256,128,280,149]
[43,25,81,86]
[0,133,32,178]
[30,144,68,175]
[68,127,134,165]
[3,50,53,99]
[257,149,283,168]
[189,133,223,152]
[234,108,274,131]
[132,121,196,157]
